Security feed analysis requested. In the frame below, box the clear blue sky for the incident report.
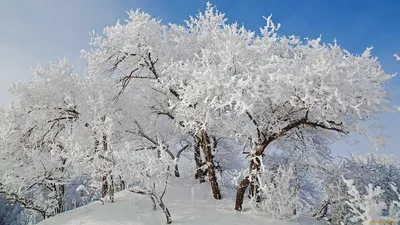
[138,0,400,80]
[0,0,399,157]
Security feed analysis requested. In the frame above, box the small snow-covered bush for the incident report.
[254,164,299,220]
[315,153,400,224]
[246,156,300,220]
[343,177,400,225]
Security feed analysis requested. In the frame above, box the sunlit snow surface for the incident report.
[38,179,325,225]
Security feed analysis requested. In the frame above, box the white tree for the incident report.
[80,2,396,208]
[0,57,178,224]
[155,4,396,210]
[117,142,174,224]
[0,59,81,219]
[1,3,397,223]
[80,4,226,199]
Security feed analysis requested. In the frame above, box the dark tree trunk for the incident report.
[119,175,126,191]
[109,174,115,203]
[194,139,205,183]
[121,179,126,190]
[235,176,250,211]
[174,164,180,177]
[313,201,330,219]
[56,184,65,213]
[159,200,172,224]
[101,133,109,200]
[101,175,108,199]
[201,130,221,200]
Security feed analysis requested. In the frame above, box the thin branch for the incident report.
[176,144,190,159]
[157,112,175,120]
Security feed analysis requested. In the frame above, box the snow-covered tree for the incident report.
[0,59,122,218]
[80,2,396,208]
[0,60,83,218]
[80,4,226,199]
[1,2,398,224]
[157,4,396,210]
[115,141,174,224]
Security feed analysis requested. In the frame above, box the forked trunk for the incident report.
[159,200,172,224]
[235,139,273,211]
[201,129,221,200]
[101,174,115,202]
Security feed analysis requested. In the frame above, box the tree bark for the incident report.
[56,184,65,214]
[235,176,250,211]
[118,175,126,191]
[158,199,172,224]
[100,132,115,203]
[248,156,262,201]
[109,174,115,203]
[174,164,180,177]
[313,201,329,219]
[194,138,205,183]
[201,129,221,200]
[101,175,108,199]
[234,137,274,211]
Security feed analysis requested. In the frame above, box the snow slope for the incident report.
[38,179,325,225]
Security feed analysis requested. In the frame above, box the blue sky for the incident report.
[0,0,399,157]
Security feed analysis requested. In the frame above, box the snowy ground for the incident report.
[38,179,325,225]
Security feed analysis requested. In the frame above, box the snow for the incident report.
[38,179,325,225]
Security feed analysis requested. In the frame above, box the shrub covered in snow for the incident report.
[315,153,400,224]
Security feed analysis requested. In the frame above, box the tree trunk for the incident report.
[101,175,108,199]
[56,184,65,214]
[119,175,126,191]
[313,200,329,219]
[150,193,172,224]
[248,157,262,201]
[121,179,126,190]
[194,138,205,183]
[158,199,172,224]
[101,133,115,202]
[109,174,115,203]
[201,129,221,200]
[235,157,261,211]
[55,157,67,214]
[174,164,180,177]
[235,176,250,211]
[235,138,272,211]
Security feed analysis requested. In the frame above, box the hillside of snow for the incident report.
[37,179,325,225]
